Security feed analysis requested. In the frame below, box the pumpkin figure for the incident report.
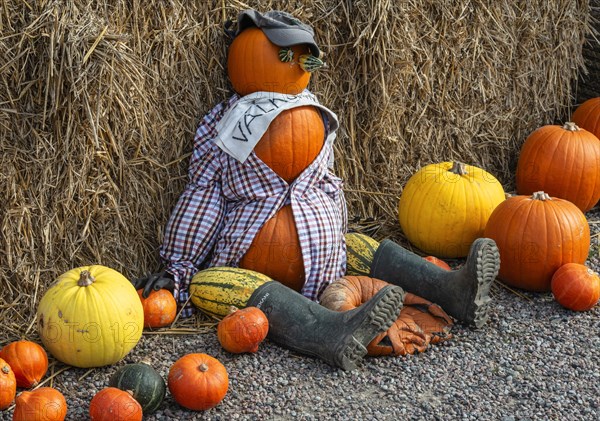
[0,357,16,410]
[0,340,48,388]
[571,97,600,140]
[551,263,600,311]
[515,122,600,212]
[137,289,177,328]
[483,192,590,291]
[217,306,269,353]
[398,161,505,258]
[168,353,229,411]
[13,387,67,421]
[89,387,142,421]
[37,265,144,368]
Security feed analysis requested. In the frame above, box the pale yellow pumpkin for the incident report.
[398,162,505,258]
[37,265,143,368]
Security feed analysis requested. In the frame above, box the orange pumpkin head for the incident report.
[89,387,142,421]
[515,122,600,212]
[227,27,312,95]
[0,357,16,410]
[168,353,228,411]
[483,191,590,291]
[240,205,305,291]
[13,387,67,421]
[137,289,177,328]
[217,306,269,353]
[551,263,600,311]
[571,97,600,140]
[0,340,48,388]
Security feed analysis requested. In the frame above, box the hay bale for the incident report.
[576,0,600,103]
[0,0,592,339]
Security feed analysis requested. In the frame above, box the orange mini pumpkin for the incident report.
[551,263,600,311]
[0,340,48,388]
[13,387,67,421]
[89,387,142,421]
[240,205,305,292]
[0,357,16,410]
[422,256,451,271]
[168,353,228,411]
[227,27,312,95]
[217,306,269,353]
[137,289,177,328]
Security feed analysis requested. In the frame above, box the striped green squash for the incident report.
[108,362,166,414]
[190,267,272,318]
[345,232,380,276]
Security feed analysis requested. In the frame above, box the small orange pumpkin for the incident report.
[89,387,142,421]
[254,105,325,183]
[0,357,16,410]
[13,387,67,421]
[551,263,600,311]
[227,27,312,95]
[422,256,451,271]
[240,205,305,292]
[217,306,269,353]
[168,353,228,411]
[0,340,48,388]
[571,97,600,140]
[137,289,177,328]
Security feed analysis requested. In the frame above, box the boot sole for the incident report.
[337,285,405,370]
[470,238,500,328]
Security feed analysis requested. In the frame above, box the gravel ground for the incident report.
[2,213,600,421]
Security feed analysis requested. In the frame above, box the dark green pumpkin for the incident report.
[108,362,166,414]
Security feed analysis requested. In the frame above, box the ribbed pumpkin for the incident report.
[254,105,325,183]
[0,358,16,410]
[551,263,600,311]
[515,122,600,212]
[398,161,505,258]
[13,387,67,421]
[108,362,166,414]
[227,27,311,95]
[240,205,305,292]
[0,340,48,388]
[190,267,272,318]
[345,232,380,276]
[37,265,144,368]
[571,97,600,140]
[483,192,590,291]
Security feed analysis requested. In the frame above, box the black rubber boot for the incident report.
[370,238,500,328]
[246,281,405,371]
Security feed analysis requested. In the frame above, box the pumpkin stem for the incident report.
[77,270,95,287]
[563,122,581,132]
[199,363,209,372]
[228,305,239,315]
[532,191,552,201]
[449,162,468,176]
[1,365,9,374]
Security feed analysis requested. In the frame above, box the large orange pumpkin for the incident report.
[483,191,590,291]
[240,205,305,292]
[551,263,600,311]
[571,97,600,140]
[227,27,311,95]
[515,122,600,212]
[254,105,324,183]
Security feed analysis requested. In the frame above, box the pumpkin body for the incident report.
[422,256,451,271]
[13,387,67,421]
[190,267,272,318]
[137,289,177,328]
[227,27,311,95]
[551,263,600,311]
[168,353,228,411]
[89,387,142,421]
[398,162,505,258]
[217,307,269,353]
[240,205,305,292]
[37,265,144,368]
[0,340,48,388]
[254,105,325,183]
[345,232,380,276]
[108,362,166,414]
[571,97,600,140]
[0,358,16,410]
[515,122,600,212]
[483,192,590,291]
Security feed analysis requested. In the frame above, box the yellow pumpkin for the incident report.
[398,161,505,258]
[37,265,143,368]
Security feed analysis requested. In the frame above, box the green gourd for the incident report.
[108,362,166,414]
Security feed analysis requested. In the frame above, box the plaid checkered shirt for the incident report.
[160,92,348,317]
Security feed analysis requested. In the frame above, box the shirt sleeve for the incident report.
[159,95,239,316]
